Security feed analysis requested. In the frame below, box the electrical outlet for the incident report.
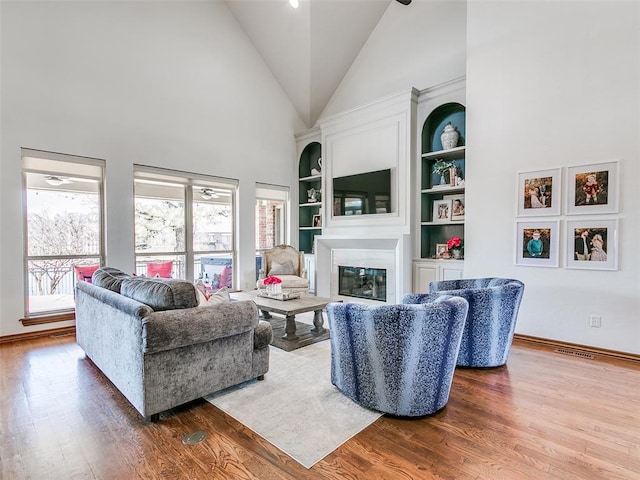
[590,315,602,328]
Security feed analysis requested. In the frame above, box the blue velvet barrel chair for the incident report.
[404,278,525,368]
[326,295,469,417]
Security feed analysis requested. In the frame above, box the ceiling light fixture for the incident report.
[289,0,299,8]
[45,175,64,186]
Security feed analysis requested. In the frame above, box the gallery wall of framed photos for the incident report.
[515,160,620,270]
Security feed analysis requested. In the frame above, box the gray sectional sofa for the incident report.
[75,267,272,421]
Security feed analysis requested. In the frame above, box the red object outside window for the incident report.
[146,261,173,278]
[75,265,100,283]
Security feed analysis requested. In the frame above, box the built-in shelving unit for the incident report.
[298,141,322,254]
[419,102,466,259]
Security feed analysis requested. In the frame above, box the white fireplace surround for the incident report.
[315,234,412,304]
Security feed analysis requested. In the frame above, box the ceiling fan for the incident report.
[200,188,219,200]
[44,175,73,186]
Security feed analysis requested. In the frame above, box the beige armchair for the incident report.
[257,245,309,293]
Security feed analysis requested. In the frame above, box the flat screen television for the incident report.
[332,168,391,216]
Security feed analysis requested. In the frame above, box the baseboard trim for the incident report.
[0,326,76,344]
[513,334,640,365]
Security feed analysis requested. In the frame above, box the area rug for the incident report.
[204,340,382,468]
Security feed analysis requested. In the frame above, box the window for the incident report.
[22,149,105,319]
[134,167,237,288]
[255,183,289,278]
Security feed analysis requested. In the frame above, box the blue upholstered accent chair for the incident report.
[404,278,524,368]
[326,295,469,417]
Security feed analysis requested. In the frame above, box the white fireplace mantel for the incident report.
[315,234,412,304]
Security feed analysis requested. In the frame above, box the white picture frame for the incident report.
[515,220,560,267]
[566,219,618,270]
[432,199,452,223]
[444,194,465,221]
[566,161,619,215]
[516,168,562,216]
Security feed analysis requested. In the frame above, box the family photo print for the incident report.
[566,161,619,215]
[515,221,559,267]
[517,168,561,216]
[566,219,618,270]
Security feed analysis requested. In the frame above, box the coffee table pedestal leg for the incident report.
[311,309,327,334]
[283,314,298,341]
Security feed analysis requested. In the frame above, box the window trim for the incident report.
[21,149,106,320]
[134,165,238,285]
[255,182,290,253]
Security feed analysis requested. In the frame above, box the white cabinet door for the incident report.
[413,262,438,293]
[442,264,463,281]
[304,254,316,294]
[413,260,464,292]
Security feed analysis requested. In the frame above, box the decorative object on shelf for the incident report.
[307,188,321,203]
[432,159,456,187]
[440,122,460,150]
[312,214,321,228]
[263,275,283,296]
[447,236,463,259]
[311,158,322,176]
[444,194,465,221]
[433,199,452,223]
[435,243,449,259]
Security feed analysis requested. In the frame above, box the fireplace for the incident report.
[338,266,386,302]
[315,234,412,305]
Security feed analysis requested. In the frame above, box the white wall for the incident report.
[323,0,639,354]
[320,0,467,121]
[465,1,640,353]
[0,1,304,336]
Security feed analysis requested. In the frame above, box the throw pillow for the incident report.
[120,278,198,311]
[198,287,231,307]
[92,267,130,293]
[268,260,296,276]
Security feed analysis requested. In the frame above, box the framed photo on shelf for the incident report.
[435,243,449,259]
[312,214,322,228]
[444,194,465,221]
[566,161,619,215]
[515,220,560,267]
[432,199,451,223]
[516,168,561,216]
[566,219,618,270]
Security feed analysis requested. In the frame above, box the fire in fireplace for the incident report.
[338,266,386,302]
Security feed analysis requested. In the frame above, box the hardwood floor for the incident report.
[1,332,639,479]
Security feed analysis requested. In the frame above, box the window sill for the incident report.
[21,311,75,327]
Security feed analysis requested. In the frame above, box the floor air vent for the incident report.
[554,348,595,359]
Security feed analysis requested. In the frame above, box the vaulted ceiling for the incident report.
[225,0,394,127]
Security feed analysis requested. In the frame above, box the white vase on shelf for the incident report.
[440,122,459,150]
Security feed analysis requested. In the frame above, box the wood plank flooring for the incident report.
[1,332,639,479]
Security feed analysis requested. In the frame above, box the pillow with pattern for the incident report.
[194,280,230,306]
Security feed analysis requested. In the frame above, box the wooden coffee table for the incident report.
[232,291,334,351]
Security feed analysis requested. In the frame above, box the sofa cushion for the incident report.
[92,267,131,293]
[120,277,198,311]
